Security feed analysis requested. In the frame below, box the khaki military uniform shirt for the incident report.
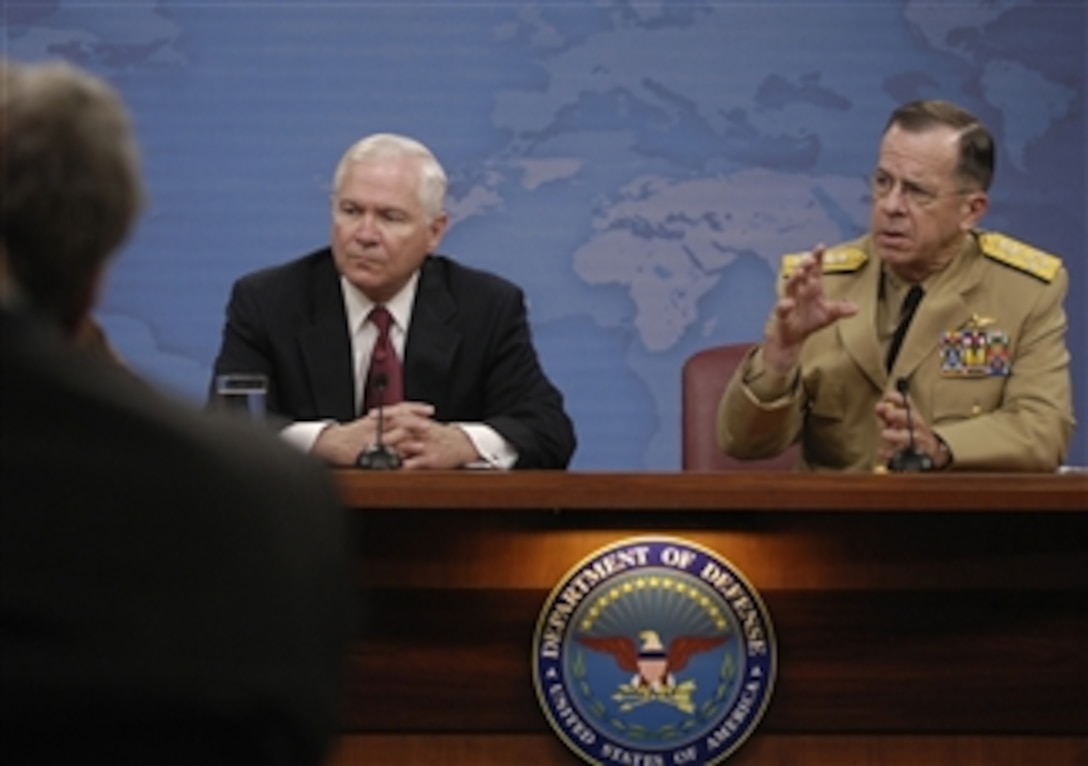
[716,230,1074,472]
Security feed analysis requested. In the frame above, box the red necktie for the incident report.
[363,305,404,412]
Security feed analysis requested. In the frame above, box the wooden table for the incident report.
[329,472,1087,765]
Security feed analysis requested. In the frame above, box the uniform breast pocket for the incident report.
[803,378,871,467]
[931,375,1007,423]
[807,377,847,422]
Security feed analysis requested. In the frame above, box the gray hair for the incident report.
[0,60,143,329]
[332,133,447,221]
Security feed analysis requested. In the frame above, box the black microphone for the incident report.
[886,377,933,473]
[356,373,402,470]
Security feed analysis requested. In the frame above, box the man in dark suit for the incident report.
[1,60,352,764]
[211,133,576,469]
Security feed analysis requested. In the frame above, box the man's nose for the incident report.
[354,214,379,240]
[879,183,908,214]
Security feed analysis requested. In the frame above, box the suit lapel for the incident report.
[299,255,356,421]
[893,240,983,383]
[404,258,461,406]
[837,259,885,391]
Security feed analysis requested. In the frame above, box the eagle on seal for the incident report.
[576,629,727,692]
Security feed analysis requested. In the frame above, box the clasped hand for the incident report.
[313,402,480,469]
[875,391,949,470]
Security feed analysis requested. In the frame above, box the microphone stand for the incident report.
[886,378,933,473]
[356,375,402,470]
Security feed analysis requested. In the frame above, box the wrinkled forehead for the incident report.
[335,157,425,206]
[878,124,961,181]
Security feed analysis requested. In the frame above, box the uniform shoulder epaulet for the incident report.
[780,245,867,279]
[978,232,1061,283]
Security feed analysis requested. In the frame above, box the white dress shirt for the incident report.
[281,273,516,468]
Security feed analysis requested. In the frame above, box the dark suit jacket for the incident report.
[212,249,576,469]
[1,308,352,765]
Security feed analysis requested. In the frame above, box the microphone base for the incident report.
[356,444,403,470]
[886,448,934,473]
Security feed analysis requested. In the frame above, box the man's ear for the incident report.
[961,191,989,232]
[427,212,450,251]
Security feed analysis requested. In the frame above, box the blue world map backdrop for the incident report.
[7,0,1085,468]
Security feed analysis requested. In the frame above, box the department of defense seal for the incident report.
[532,537,776,765]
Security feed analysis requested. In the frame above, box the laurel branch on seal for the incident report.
[572,648,737,741]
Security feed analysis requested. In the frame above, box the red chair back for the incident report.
[681,343,800,471]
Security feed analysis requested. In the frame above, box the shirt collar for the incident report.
[340,272,420,335]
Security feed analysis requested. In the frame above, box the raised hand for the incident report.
[764,244,858,374]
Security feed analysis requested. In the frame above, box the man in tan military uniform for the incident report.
[717,100,1074,472]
